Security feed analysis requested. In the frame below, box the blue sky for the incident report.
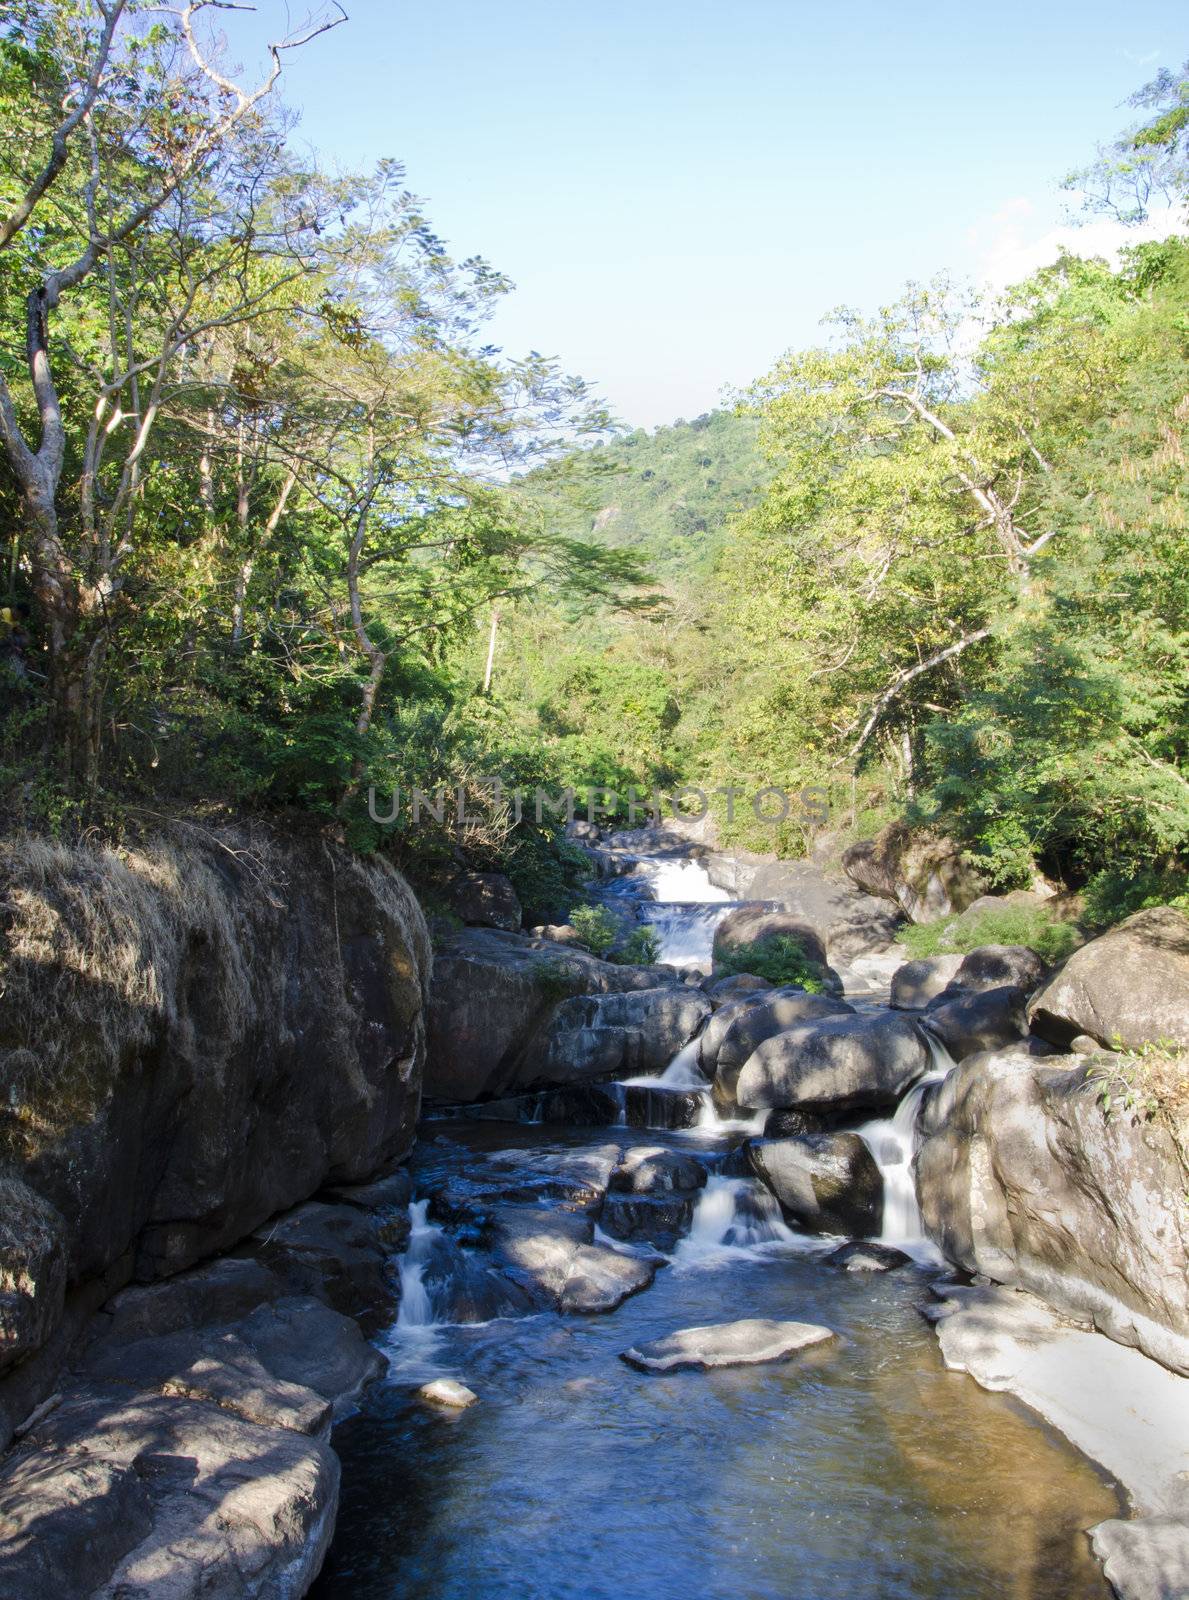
[226,1,1185,428]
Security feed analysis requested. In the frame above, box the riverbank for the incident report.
[0,824,1185,1598]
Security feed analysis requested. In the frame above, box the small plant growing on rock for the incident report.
[568,904,617,957]
[615,925,662,966]
[534,957,581,1004]
[1089,1039,1188,1150]
[717,935,824,992]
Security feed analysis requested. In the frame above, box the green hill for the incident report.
[523,409,771,585]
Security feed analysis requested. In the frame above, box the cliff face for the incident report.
[0,825,431,1389]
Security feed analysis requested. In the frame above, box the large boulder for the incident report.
[445,870,522,932]
[712,905,838,988]
[916,1050,1189,1373]
[425,927,684,1102]
[945,944,1048,996]
[526,987,711,1089]
[735,1012,930,1116]
[748,1133,884,1235]
[0,827,430,1377]
[922,985,1030,1062]
[0,1178,67,1376]
[708,989,855,1109]
[0,1385,339,1600]
[890,955,963,1010]
[1028,907,1189,1051]
[737,860,903,963]
[842,823,984,924]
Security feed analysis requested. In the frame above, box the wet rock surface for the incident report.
[748,1133,884,1236]
[824,1240,911,1273]
[621,1317,836,1372]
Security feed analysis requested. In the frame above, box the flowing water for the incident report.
[310,849,1123,1600]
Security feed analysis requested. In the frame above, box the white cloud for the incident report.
[968,195,1186,298]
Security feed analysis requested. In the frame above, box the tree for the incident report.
[0,0,342,785]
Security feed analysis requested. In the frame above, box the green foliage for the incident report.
[615,925,662,966]
[568,903,617,956]
[1080,866,1189,929]
[716,936,824,991]
[896,904,1082,965]
[533,957,583,1005]
[523,410,771,583]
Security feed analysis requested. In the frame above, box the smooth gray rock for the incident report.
[917,1051,1189,1373]
[610,1147,707,1195]
[922,985,1029,1060]
[83,1327,332,1436]
[945,943,1048,996]
[0,1449,154,1600]
[703,973,774,1006]
[246,1201,393,1325]
[425,927,682,1102]
[490,1205,658,1314]
[712,990,855,1108]
[418,1378,478,1409]
[1029,906,1189,1051]
[1091,1516,1189,1600]
[0,1384,339,1600]
[0,1178,67,1376]
[824,1240,911,1273]
[446,870,522,931]
[736,1011,929,1115]
[748,1134,883,1236]
[621,1317,835,1372]
[889,955,963,1010]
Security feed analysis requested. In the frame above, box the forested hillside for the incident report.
[522,409,769,582]
[1,4,1186,929]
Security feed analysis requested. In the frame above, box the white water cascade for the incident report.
[857,1033,955,1256]
[637,856,732,969]
[396,1199,446,1328]
[675,1174,821,1266]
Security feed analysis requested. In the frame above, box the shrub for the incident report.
[615,925,662,966]
[897,904,1081,965]
[568,904,617,957]
[716,935,824,991]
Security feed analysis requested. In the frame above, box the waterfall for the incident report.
[621,1037,705,1089]
[627,855,733,968]
[857,1032,955,1252]
[645,857,730,903]
[397,1200,446,1328]
[675,1175,815,1265]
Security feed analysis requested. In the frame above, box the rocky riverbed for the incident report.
[1,824,1186,1598]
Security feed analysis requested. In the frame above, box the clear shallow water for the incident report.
[310,1124,1121,1600]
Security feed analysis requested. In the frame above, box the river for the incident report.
[309,846,1122,1600]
